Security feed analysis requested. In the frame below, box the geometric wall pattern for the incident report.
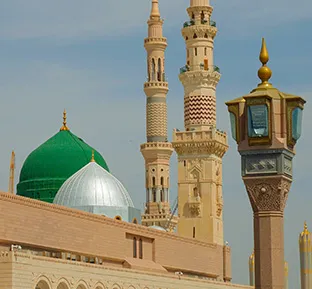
[147,102,167,137]
[184,94,216,127]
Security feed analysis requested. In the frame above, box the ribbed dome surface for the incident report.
[17,130,109,203]
[149,225,167,232]
[54,161,134,208]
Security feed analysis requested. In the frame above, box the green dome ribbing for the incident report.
[17,130,109,203]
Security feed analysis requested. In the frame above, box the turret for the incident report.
[140,0,177,231]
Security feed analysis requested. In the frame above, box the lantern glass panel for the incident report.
[292,107,303,141]
[248,104,269,137]
[229,112,237,141]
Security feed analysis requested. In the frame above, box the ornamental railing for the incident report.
[183,19,217,28]
[180,64,220,74]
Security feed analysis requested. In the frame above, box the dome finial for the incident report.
[91,150,95,163]
[257,38,273,88]
[304,221,308,232]
[60,109,69,131]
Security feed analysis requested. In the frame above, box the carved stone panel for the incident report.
[241,149,294,179]
[244,177,292,212]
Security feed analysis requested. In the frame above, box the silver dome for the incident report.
[54,161,134,208]
[149,225,167,232]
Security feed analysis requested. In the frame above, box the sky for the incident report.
[0,0,311,287]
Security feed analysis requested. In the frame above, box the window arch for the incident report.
[158,58,162,81]
[133,218,138,224]
[160,177,164,186]
[115,216,122,221]
[152,177,156,186]
[139,239,143,259]
[193,33,198,39]
[133,238,137,258]
[195,48,197,56]
[152,58,156,81]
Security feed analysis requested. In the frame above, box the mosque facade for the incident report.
[0,0,301,289]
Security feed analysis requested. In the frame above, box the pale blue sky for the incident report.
[0,0,311,288]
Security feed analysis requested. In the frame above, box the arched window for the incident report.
[152,177,156,186]
[152,58,156,81]
[193,227,196,238]
[201,11,205,20]
[115,216,122,221]
[193,33,198,39]
[204,47,207,56]
[158,58,162,81]
[133,238,137,258]
[193,187,199,197]
[191,13,195,20]
[160,177,164,186]
[195,48,197,56]
[139,239,143,259]
[133,218,138,224]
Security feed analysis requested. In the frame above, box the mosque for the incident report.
[0,0,307,289]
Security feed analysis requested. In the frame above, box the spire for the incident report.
[150,0,160,19]
[303,221,309,235]
[257,38,272,88]
[60,109,69,131]
[90,150,95,163]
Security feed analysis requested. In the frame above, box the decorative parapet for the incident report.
[182,23,217,40]
[140,142,173,161]
[172,129,228,158]
[179,67,221,90]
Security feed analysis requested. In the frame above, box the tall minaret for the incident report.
[172,0,228,244]
[140,0,178,231]
[299,222,312,289]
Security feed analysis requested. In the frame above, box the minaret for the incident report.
[172,0,228,244]
[140,0,177,231]
[299,222,312,289]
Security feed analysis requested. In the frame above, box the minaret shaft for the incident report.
[141,0,177,231]
[299,222,312,289]
[172,0,228,245]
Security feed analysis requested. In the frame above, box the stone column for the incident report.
[244,176,291,289]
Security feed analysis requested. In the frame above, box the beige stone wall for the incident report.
[0,192,227,280]
[0,251,252,289]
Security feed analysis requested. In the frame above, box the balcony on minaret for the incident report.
[180,64,220,74]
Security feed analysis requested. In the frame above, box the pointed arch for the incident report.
[157,58,162,81]
[93,282,106,289]
[76,280,88,289]
[34,276,52,289]
[152,58,156,81]
[56,278,70,289]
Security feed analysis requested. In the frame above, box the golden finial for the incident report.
[91,150,95,163]
[304,221,308,232]
[257,38,273,88]
[60,109,69,131]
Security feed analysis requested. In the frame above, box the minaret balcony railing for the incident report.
[180,64,220,74]
[183,19,216,28]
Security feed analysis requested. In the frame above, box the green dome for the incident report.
[17,129,109,203]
